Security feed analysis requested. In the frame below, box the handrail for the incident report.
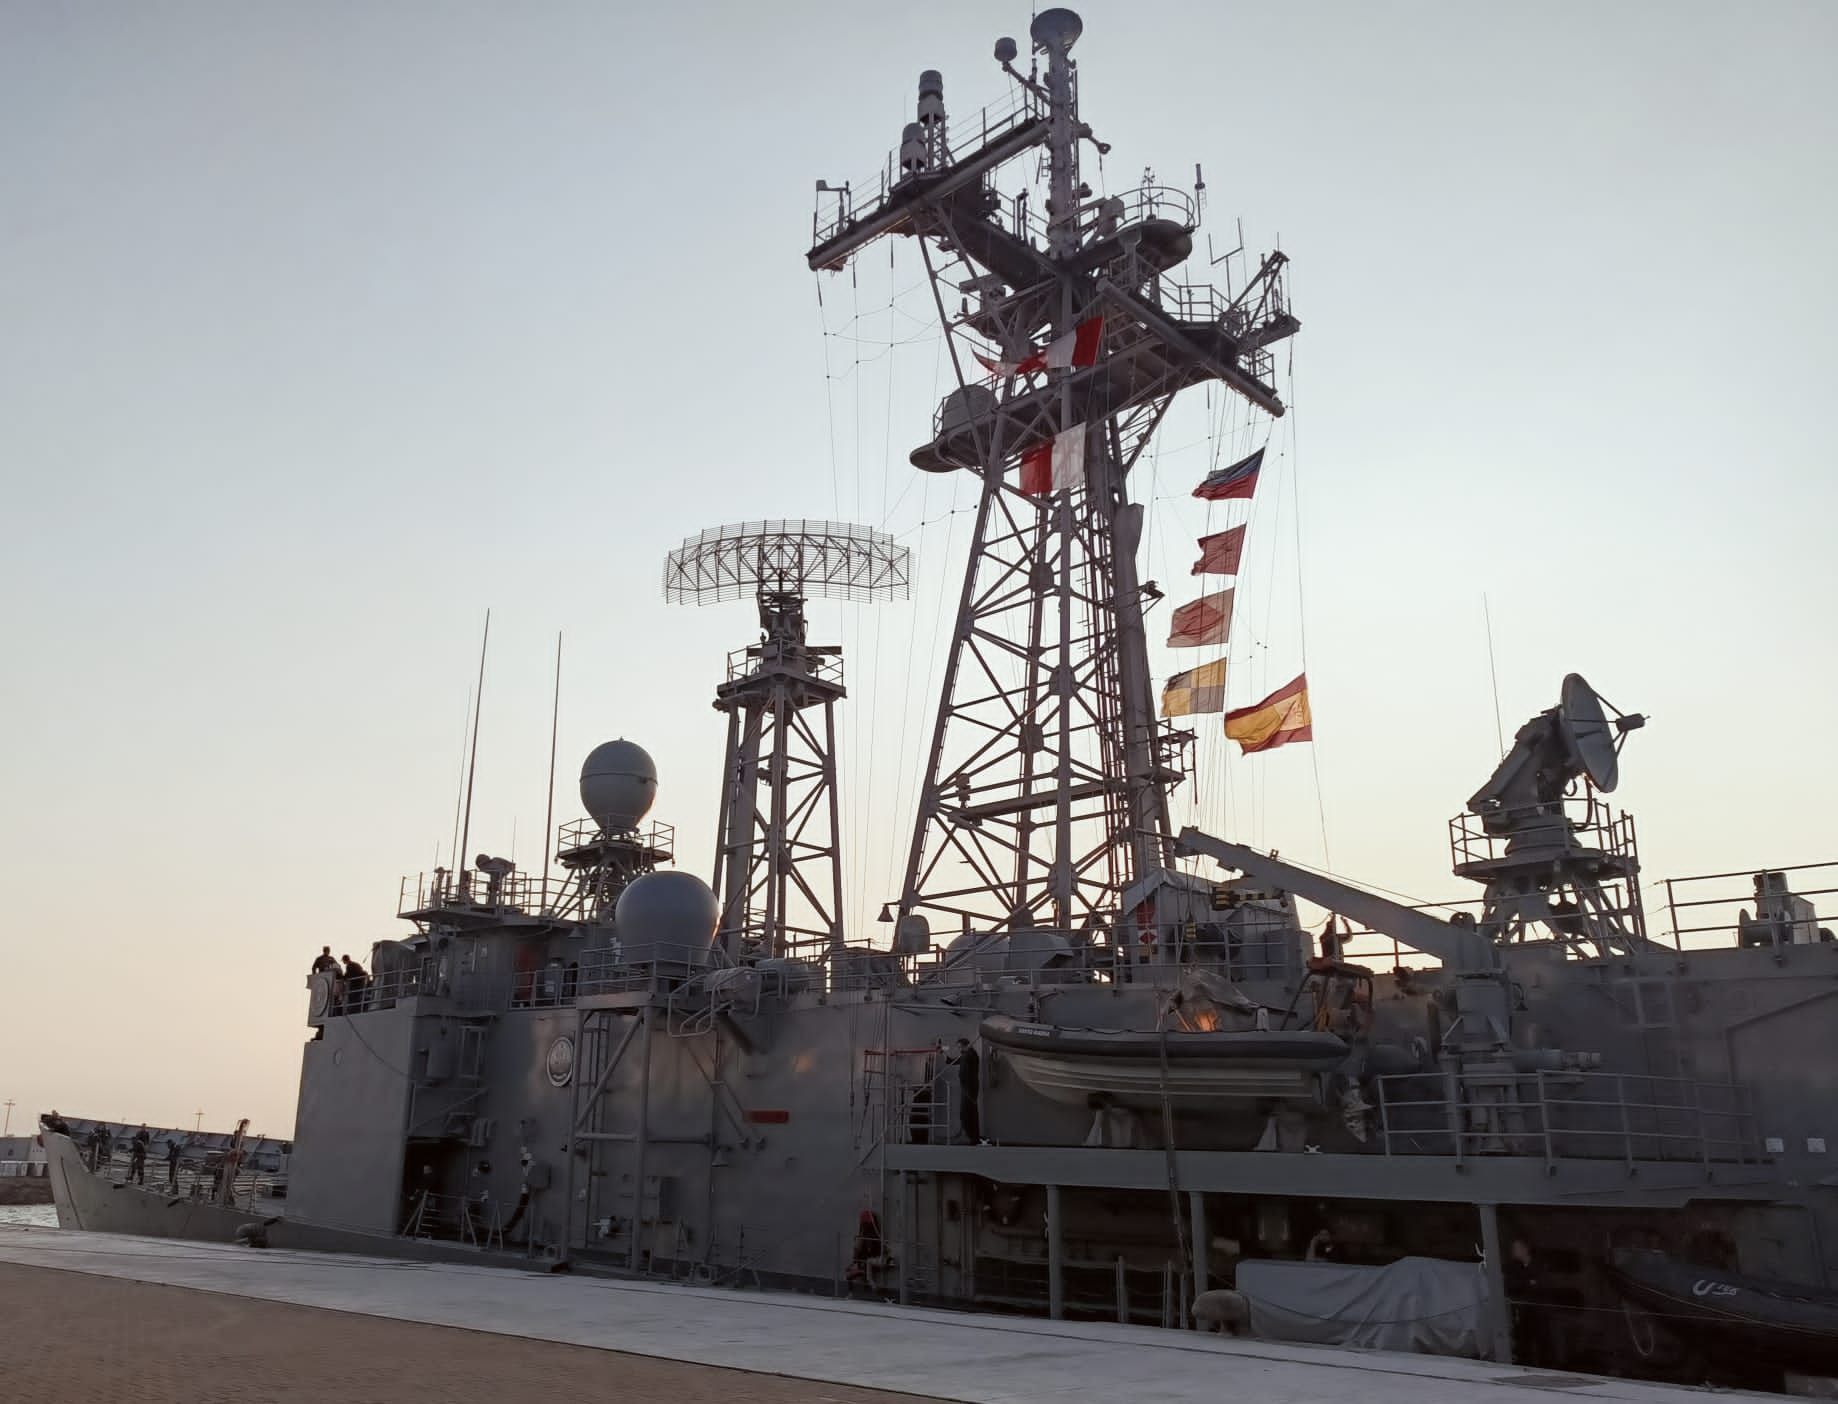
[1372,1068,1761,1168]
[1661,859,1837,947]
[811,85,1044,247]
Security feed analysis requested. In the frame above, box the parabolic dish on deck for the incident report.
[662,520,910,606]
[1559,672,1642,794]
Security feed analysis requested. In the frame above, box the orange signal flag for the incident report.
[1166,589,1234,648]
[1223,674,1313,754]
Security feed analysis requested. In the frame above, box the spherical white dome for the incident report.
[579,739,657,832]
[613,870,719,964]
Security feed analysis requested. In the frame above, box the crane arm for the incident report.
[1175,826,1495,970]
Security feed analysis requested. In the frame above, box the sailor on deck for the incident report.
[950,1038,983,1144]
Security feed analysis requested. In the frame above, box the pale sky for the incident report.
[2,1,1834,1139]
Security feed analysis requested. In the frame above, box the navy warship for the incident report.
[48,9,1838,1389]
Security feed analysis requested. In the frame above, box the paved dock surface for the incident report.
[0,1226,1775,1404]
[0,1260,940,1404]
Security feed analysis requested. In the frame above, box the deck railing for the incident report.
[83,1146,282,1210]
[1372,1068,1760,1169]
[810,84,1044,248]
[1662,860,1837,949]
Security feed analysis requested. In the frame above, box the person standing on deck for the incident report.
[950,1038,983,1144]
[128,1125,150,1185]
[502,1147,535,1242]
[341,954,369,1013]
[165,1136,183,1191]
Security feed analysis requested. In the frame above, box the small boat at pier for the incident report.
[1612,1248,1838,1373]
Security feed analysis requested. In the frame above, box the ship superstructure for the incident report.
[56,11,1838,1390]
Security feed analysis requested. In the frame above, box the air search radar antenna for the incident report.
[1558,672,1643,793]
[664,521,910,961]
[1457,673,1652,959]
[1029,7,1083,54]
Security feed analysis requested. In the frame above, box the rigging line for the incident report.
[814,275,841,520]
[840,258,865,923]
[852,257,864,523]
[1483,593,1506,757]
[888,504,976,539]
[883,331,949,919]
[877,466,924,529]
[823,319,941,348]
[854,250,899,930]
[906,470,966,911]
[1282,343,1331,868]
[828,273,936,328]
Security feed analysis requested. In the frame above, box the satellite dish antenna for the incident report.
[994,36,1018,64]
[1558,673,1644,793]
[1029,7,1083,54]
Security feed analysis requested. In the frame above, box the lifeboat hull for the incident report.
[979,1015,1347,1110]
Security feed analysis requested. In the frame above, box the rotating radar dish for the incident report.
[1030,8,1083,54]
[1559,673,1645,793]
[662,520,911,607]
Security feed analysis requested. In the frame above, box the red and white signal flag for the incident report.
[976,316,1104,378]
[1020,425,1088,495]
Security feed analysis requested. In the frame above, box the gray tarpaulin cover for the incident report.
[1236,1256,1493,1358]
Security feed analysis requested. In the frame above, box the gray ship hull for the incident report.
[44,1134,528,1268]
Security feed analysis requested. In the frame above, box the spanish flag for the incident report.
[1162,658,1228,717]
[1224,674,1312,754]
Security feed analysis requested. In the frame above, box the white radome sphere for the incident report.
[614,870,719,963]
[579,739,657,832]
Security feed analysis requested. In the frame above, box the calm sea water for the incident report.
[0,1204,57,1227]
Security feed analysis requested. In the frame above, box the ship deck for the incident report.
[0,1226,1785,1404]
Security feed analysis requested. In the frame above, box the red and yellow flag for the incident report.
[1224,674,1312,754]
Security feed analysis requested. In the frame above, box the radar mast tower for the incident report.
[807,10,1299,943]
[665,521,910,959]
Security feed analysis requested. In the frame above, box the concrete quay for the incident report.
[0,1226,1780,1404]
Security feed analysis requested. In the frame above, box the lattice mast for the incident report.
[806,10,1299,941]
[664,522,910,959]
